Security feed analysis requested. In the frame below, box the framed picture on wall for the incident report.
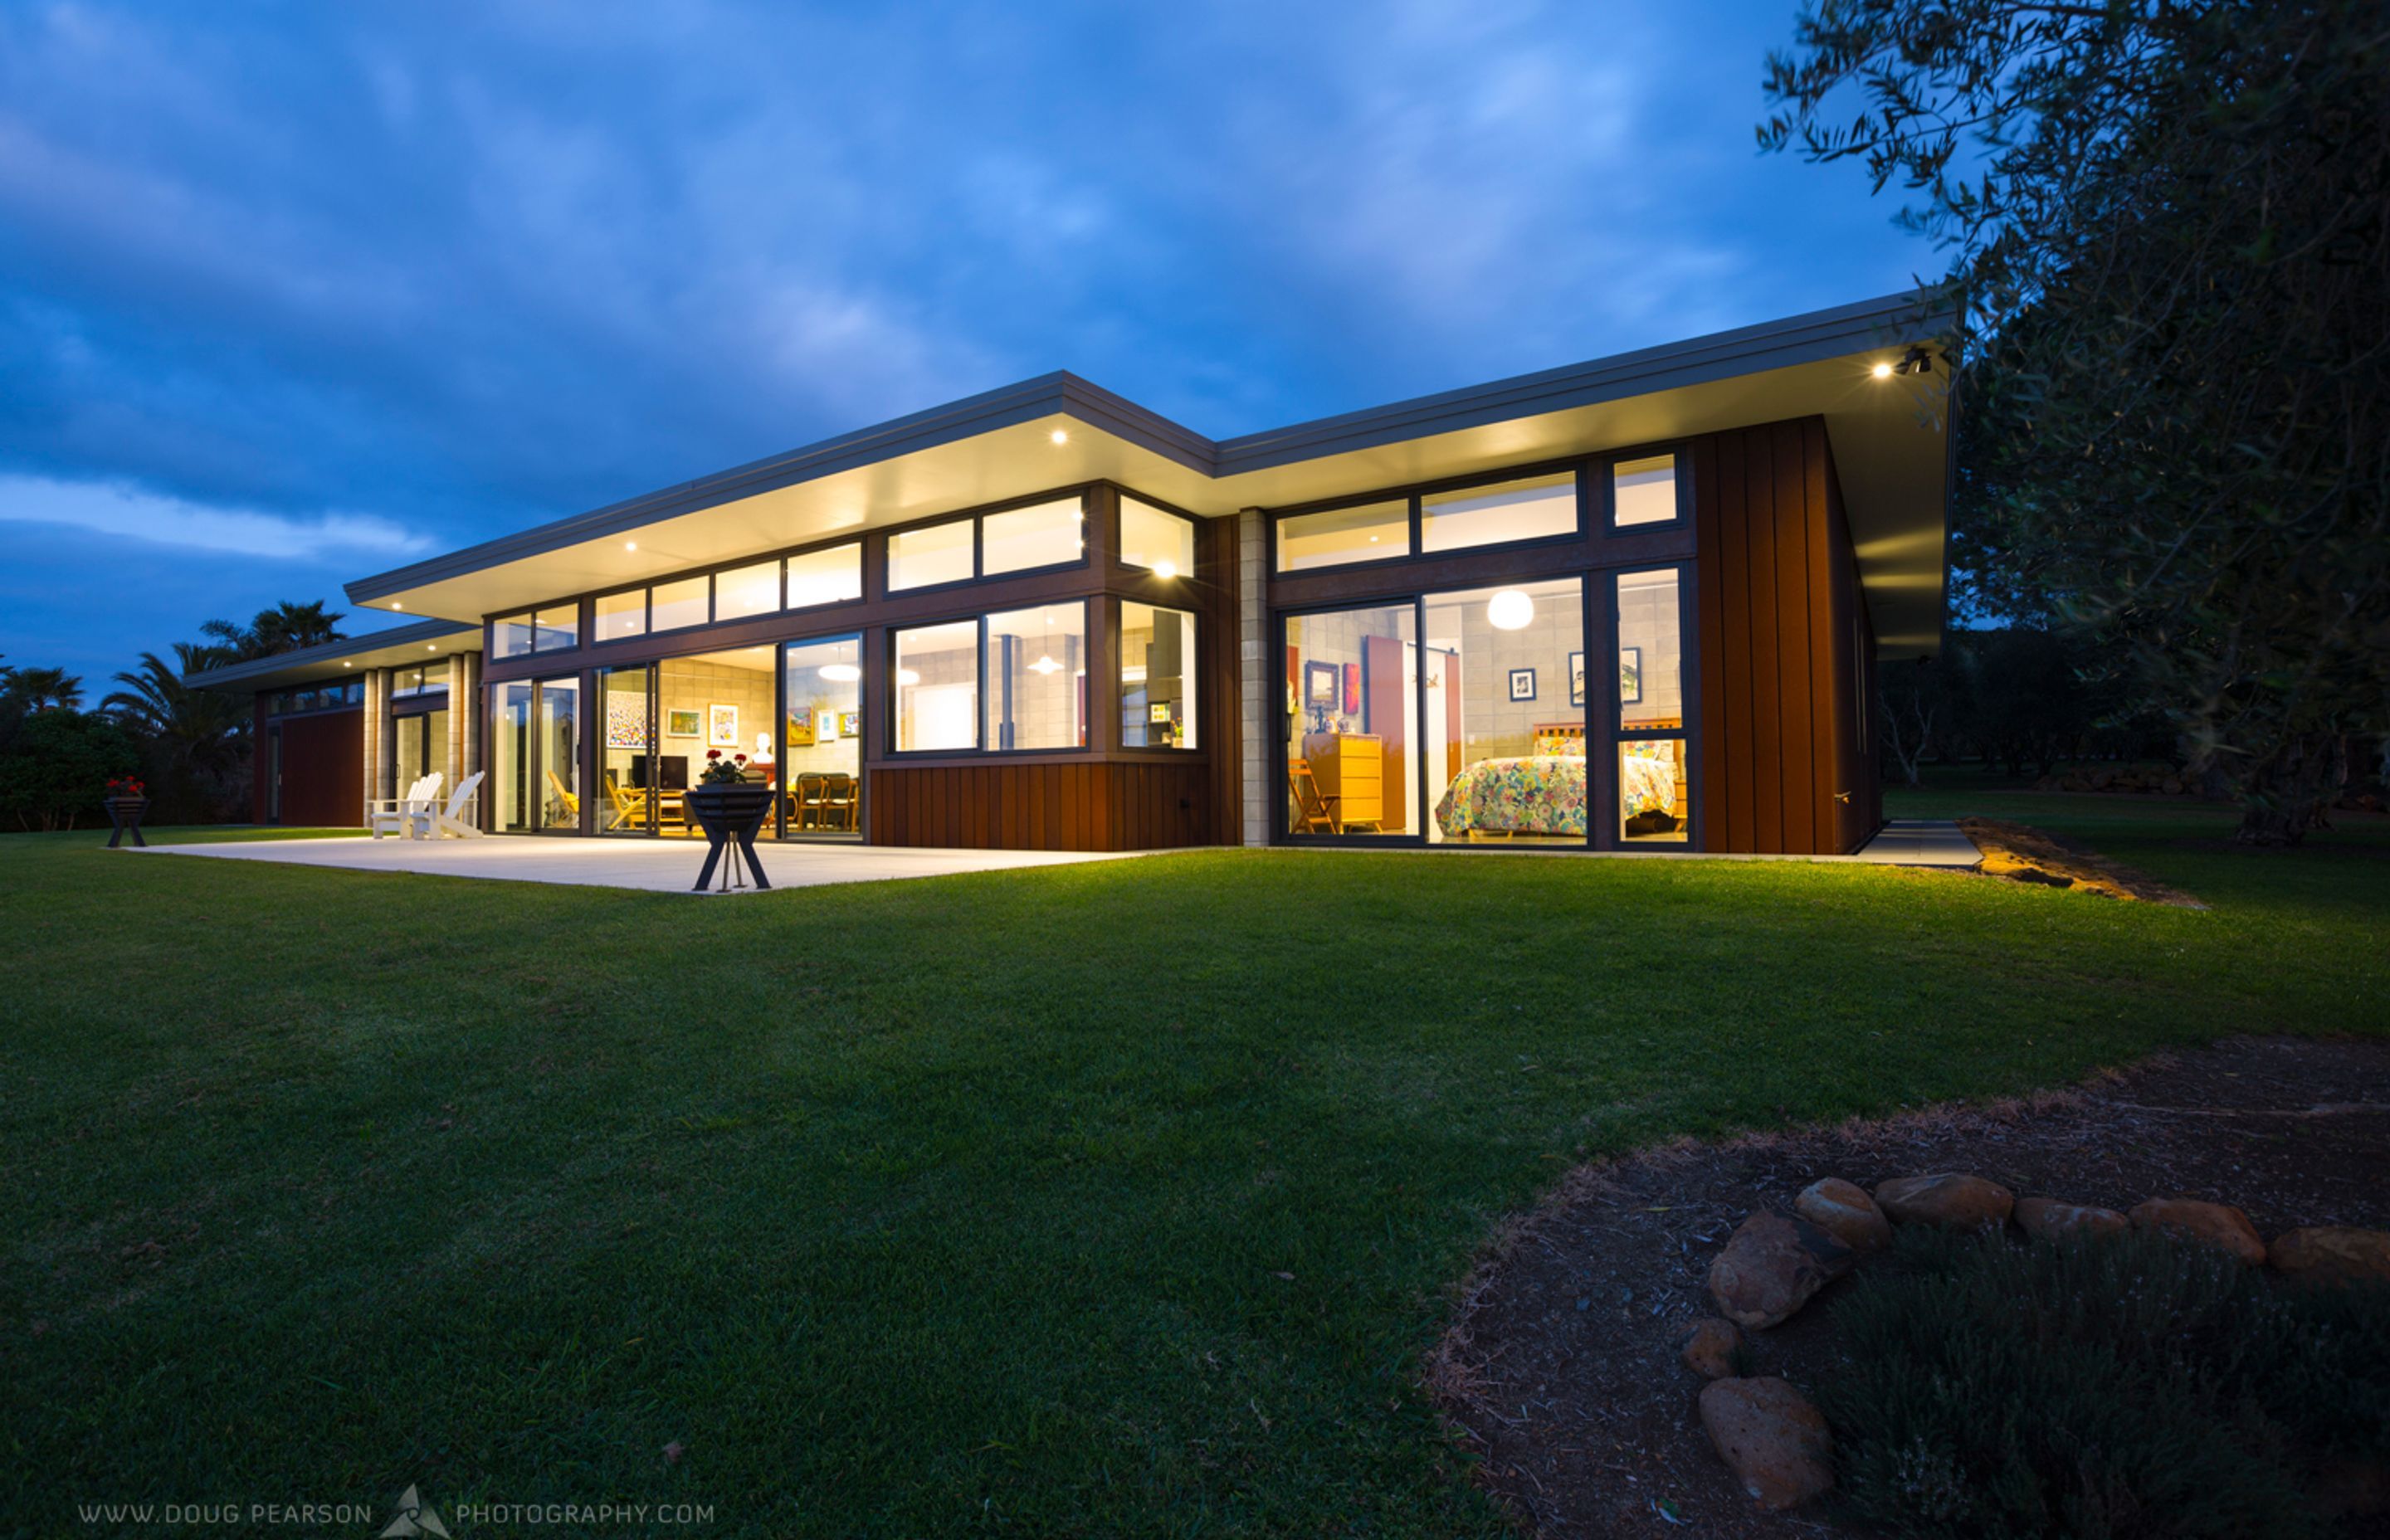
[1342,661,1361,715]
[1508,667,1537,703]
[604,696,647,749]
[1304,660,1338,708]
[1619,647,1643,705]
[786,707,817,748]
[1568,651,1586,707]
[666,708,702,738]
[708,703,740,748]
[839,710,860,739]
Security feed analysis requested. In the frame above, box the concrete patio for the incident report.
[132,818,1978,894]
[136,835,1155,893]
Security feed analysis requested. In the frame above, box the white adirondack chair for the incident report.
[430,771,485,838]
[368,773,441,840]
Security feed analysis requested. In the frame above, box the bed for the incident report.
[1432,729,1679,839]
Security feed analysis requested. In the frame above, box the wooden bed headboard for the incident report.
[1532,723,1587,756]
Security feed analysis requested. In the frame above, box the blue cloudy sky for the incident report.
[0,0,1928,687]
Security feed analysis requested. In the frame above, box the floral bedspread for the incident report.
[1436,755,1588,837]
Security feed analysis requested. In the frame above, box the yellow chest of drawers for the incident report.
[1302,732,1384,831]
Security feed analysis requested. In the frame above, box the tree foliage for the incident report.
[0,709,140,831]
[1763,0,2390,842]
[200,600,345,660]
[102,643,251,823]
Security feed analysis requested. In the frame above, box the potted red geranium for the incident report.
[681,750,773,890]
[105,775,150,848]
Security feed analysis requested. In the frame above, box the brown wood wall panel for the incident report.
[868,760,1209,850]
[1695,415,1880,855]
[276,708,363,827]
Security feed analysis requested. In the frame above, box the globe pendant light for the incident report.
[1487,588,1535,631]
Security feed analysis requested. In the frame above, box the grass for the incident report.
[2,788,2384,1536]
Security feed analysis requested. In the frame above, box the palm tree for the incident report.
[253,600,345,655]
[3,666,83,711]
[196,601,347,660]
[107,644,249,763]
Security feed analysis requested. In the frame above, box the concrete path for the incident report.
[137,835,1152,894]
[1847,819,1982,866]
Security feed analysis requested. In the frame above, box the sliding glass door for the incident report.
[1282,603,1419,837]
[493,676,581,833]
[598,664,655,835]
[782,634,863,840]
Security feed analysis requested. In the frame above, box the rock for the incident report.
[1794,1177,1892,1255]
[1700,1377,1834,1510]
[2014,1196,2129,1241]
[2129,1198,2266,1265]
[1678,1317,1742,1379]
[2269,1226,2390,1286]
[1706,1212,1856,1329]
[1875,1173,2016,1231]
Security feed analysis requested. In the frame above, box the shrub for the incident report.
[1817,1226,2390,1538]
[0,709,140,831]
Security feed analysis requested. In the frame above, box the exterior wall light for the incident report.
[1152,560,1178,579]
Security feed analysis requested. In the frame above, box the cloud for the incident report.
[0,475,437,560]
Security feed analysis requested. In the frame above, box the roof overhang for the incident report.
[185,618,480,695]
[348,291,1953,654]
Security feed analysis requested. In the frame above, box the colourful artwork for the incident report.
[839,711,860,739]
[707,703,739,748]
[786,707,817,748]
[1341,661,1361,714]
[666,708,702,738]
[604,694,647,749]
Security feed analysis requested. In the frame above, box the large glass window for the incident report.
[393,709,446,792]
[1283,603,1419,836]
[595,589,646,642]
[714,560,781,621]
[987,604,1085,751]
[537,676,580,832]
[982,499,1084,576]
[893,620,979,751]
[597,665,653,835]
[1119,498,1195,577]
[1121,602,1196,749]
[494,680,535,831]
[496,610,574,657]
[783,635,863,838]
[1276,500,1409,572]
[1612,455,1679,528]
[1615,568,1688,842]
[787,543,862,609]
[1421,474,1577,554]
[532,604,578,651]
[651,576,708,632]
[888,521,974,592]
[651,646,780,836]
[493,615,534,660]
[1421,578,1587,845]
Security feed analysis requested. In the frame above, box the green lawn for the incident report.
[3,792,2383,1537]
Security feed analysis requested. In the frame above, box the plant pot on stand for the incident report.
[105,794,151,849]
[682,781,775,892]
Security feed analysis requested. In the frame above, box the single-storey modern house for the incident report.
[191,292,1951,855]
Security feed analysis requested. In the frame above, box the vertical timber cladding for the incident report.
[1694,416,1880,855]
[276,705,365,829]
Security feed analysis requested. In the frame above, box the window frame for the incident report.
[1599,446,1692,537]
[1268,558,1699,851]
[1267,459,1590,578]
[1115,597,1200,753]
[1115,493,1200,578]
[885,489,1095,597]
[885,599,1095,759]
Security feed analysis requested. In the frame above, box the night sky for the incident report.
[0,1,1927,686]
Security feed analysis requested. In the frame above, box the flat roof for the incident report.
[347,291,1954,651]
[185,618,480,694]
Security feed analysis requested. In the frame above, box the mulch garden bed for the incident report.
[1427,1036,2390,1537]
[1958,816,2206,905]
